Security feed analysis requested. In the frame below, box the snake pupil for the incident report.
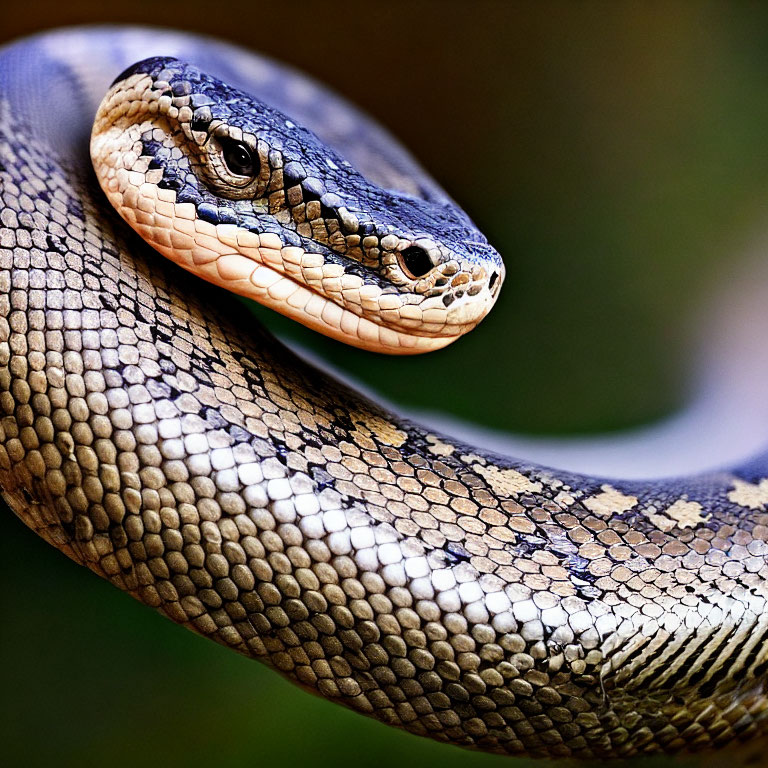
[221,138,255,177]
[399,246,433,278]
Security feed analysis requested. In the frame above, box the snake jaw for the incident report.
[89,142,462,353]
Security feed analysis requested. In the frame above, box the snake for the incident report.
[2,26,768,762]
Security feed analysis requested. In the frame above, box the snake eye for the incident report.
[220,138,256,177]
[399,246,433,279]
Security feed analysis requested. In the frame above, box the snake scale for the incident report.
[3,26,768,761]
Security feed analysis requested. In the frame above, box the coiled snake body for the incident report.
[2,27,768,760]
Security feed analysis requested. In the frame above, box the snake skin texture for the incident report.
[2,27,768,761]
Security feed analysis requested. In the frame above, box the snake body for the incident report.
[3,27,768,760]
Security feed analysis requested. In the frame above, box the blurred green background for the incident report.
[3,2,768,766]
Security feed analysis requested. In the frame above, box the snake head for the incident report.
[91,57,505,354]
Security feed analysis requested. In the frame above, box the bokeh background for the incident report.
[3,2,768,766]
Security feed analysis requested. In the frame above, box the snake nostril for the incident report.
[489,271,499,293]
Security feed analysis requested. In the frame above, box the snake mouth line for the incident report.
[94,172,464,354]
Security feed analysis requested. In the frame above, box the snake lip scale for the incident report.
[3,25,768,761]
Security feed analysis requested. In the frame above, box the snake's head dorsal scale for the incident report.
[90,56,504,354]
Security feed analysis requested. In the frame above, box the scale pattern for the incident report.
[2,28,768,760]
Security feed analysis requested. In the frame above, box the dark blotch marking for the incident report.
[443,541,471,564]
